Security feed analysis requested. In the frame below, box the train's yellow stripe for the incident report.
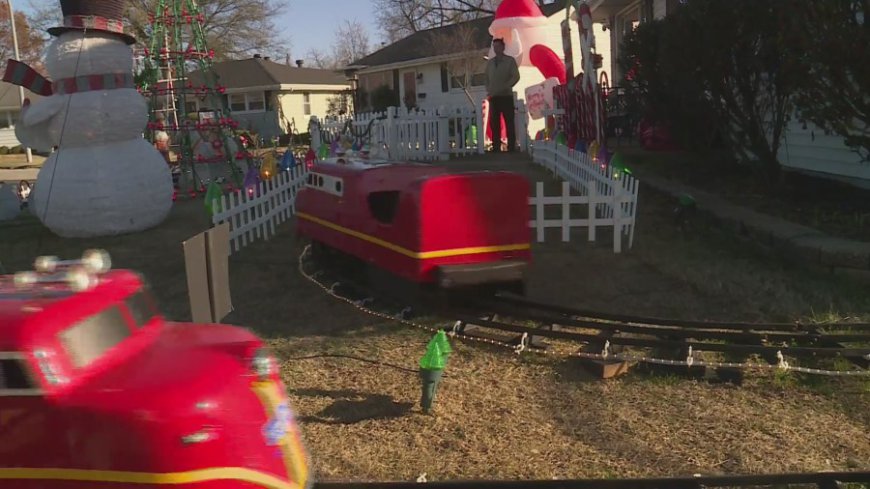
[251,381,310,489]
[296,212,530,259]
[0,467,298,488]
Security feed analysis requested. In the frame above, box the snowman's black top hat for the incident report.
[47,0,136,45]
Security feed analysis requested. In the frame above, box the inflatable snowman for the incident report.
[3,0,172,237]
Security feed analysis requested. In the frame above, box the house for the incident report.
[0,81,41,148]
[589,0,681,82]
[591,0,870,188]
[187,56,353,139]
[345,2,612,136]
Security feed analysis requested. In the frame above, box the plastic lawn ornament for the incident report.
[280,150,296,171]
[574,139,586,153]
[465,124,478,147]
[535,130,544,141]
[330,140,340,156]
[204,181,223,217]
[259,153,277,180]
[609,152,631,179]
[555,132,567,146]
[318,144,329,160]
[598,147,610,164]
[588,140,600,160]
[305,148,317,169]
[428,330,453,357]
[351,141,361,152]
[419,334,449,414]
[243,166,260,198]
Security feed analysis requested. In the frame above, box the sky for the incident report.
[16,0,382,62]
[282,0,382,61]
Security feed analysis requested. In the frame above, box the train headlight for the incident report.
[251,347,278,380]
[81,249,112,274]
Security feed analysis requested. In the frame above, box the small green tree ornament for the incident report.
[419,337,448,414]
[204,181,223,217]
[428,330,453,357]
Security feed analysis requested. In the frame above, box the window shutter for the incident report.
[441,64,449,92]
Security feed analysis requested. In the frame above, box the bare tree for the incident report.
[331,20,370,67]
[305,47,334,69]
[373,0,499,43]
[126,0,290,60]
[306,20,371,69]
[0,3,45,72]
[426,23,487,106]
[25,0,290,60]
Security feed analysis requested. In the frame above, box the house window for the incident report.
[229,94,246,112]
[470,73,487,87]
[228,92,267,113]
[450,73,486,89]
[247,92,265,111]
[303,93,311,115]
[0,111,12,129]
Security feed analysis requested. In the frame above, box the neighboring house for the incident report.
[187,56,352,139]
[591,0,870,188]
[346,3,612,136]
[0,81,41,148]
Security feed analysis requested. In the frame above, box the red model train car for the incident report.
[0,251,310,489]
[295,158,531,296]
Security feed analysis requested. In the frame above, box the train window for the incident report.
[58,306,132,369]
[126,288,160,327]
[307,174,314,185]
[368,191,400,224]
[0,358,35,390]
[335,181,342,193]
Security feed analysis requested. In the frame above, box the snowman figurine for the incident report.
[3,0,172,237]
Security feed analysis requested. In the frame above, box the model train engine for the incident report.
[295,159,531,297]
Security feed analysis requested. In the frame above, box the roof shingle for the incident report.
[189,58,350,89]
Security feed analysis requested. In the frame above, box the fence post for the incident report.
[535,181,545,242]
[386,106,397,159]
[477,99,486,154]
[561,181,570,242]
[588,183,597,243]
[310,116,321,150]
[437,106,450,160]
[612,184,623,254]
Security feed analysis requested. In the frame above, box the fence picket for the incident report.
[530,140,639,253]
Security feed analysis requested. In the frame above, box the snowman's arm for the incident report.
[22,95,66,126]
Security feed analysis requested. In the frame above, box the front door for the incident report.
[403,72,417,109]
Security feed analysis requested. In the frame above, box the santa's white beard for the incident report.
[29,138,173,237]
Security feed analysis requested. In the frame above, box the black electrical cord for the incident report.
[284,354,452,378]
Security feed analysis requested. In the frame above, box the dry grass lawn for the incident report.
[0,153,868,482]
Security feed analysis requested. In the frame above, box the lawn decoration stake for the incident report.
[419,332,451,414]
[2,0,173,237]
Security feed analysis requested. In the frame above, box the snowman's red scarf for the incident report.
[3,59,134,97]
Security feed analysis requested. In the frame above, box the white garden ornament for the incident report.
[3,0,172,238]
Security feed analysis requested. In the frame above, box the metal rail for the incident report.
[489,294,870,332]
[314,471,870,489]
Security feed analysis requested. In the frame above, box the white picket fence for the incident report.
[211,166,309,254]
[530,141,639,253]
[311,99,529,162]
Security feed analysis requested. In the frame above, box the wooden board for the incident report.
[183,231,212,323]
[576,330,632,379]
[206,222,233,323]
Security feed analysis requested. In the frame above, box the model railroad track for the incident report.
[446,293,870,379]
[299,251,870,380]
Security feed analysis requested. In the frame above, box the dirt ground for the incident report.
[1,153,868,482]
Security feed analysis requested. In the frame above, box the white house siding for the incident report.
[0,128,19,147]
[779,118,870,188]
[279,90,347,133]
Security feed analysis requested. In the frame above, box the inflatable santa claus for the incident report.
[487,0,566,85]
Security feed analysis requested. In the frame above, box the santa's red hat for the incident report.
[489,0,549,33]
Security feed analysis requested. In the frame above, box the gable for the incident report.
[350,3,566,69]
